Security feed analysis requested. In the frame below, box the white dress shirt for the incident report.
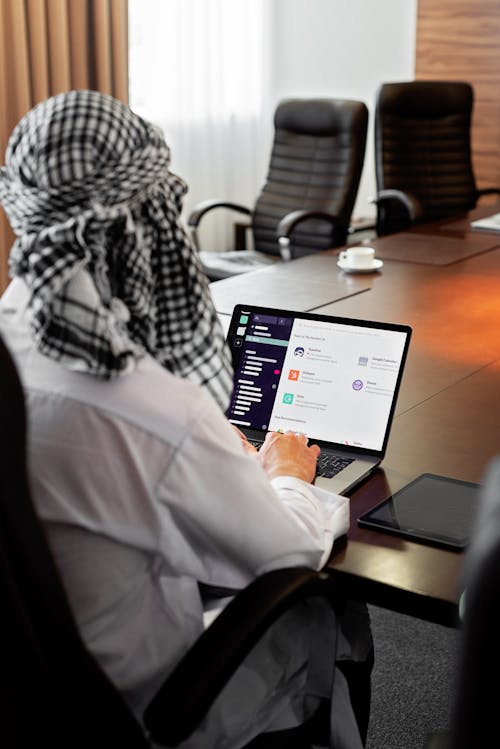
[0,278,366,749]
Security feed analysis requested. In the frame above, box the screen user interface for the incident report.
[226,310,408,451]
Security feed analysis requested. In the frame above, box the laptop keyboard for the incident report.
[247,439,264,450]
[246,439,353,479]
[315,454,354,478]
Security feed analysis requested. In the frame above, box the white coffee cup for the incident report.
[339,246,376,269]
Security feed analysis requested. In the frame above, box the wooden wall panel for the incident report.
[416,0,500,191]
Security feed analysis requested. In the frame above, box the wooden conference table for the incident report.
[210,204,500,628]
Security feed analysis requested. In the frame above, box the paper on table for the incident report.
[470,212,500,232]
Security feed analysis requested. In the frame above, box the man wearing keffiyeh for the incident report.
[0,91,372,749]
[0,88,233,407]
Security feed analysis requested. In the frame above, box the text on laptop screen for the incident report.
[226,310,408,451]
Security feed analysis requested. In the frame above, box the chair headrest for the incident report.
[377,81,473,119]
[275,98,368,136]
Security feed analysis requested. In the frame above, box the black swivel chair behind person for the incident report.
[444,458,500,749]
[0,331,347,749]
[373,80,500,236]
[189,98,369,280]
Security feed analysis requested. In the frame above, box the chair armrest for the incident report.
[187,200,251,229]
[143,567,342,746]
[188,201,252,252]
[276,210,345,260]
[372,189,424,223]
[373,190,424,223]
[477,187,500,199]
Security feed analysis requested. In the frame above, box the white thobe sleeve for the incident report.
[158,388,350,589]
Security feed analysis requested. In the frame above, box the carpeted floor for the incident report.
[366,605,461,749]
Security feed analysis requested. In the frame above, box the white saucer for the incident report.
[337,258,383,274]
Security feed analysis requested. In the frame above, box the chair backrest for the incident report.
[375,81,478,234]
[0,334,150,749]
[447,457,500,749]
[252,98,368,257]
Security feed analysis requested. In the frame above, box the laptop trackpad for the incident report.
[315,457,378,495]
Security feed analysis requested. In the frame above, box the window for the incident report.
[129,0,270,250]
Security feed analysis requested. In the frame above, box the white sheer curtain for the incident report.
[129,0,271,251]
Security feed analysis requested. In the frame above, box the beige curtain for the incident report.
[0,0,129,292]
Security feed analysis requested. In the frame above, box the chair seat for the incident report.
[200,250,279,281]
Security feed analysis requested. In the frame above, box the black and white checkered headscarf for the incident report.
[0,90,233,409]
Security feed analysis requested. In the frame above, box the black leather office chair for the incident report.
[373,81,500,236]
[422,459,500,749]
[0,332,343,748]
[443,458,500,749]
[189,98,368,280]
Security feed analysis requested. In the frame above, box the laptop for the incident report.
[225,305,412,495]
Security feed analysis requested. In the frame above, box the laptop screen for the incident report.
[226,305,411,454]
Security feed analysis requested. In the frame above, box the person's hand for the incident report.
[231,425,258,456]
[257,431,320,483]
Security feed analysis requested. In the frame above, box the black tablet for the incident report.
[357,473,481,551]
